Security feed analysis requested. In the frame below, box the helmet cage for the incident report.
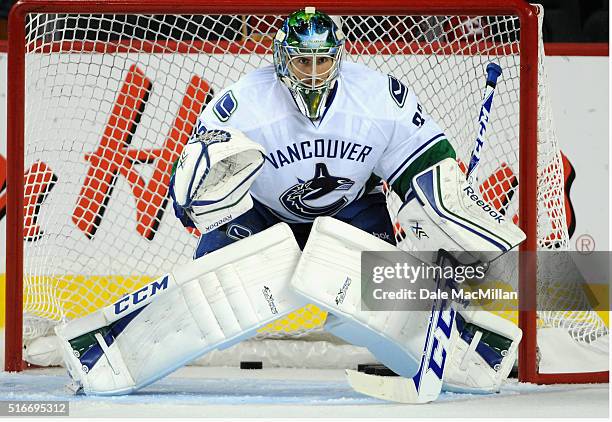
[281,46,342,91]
[273,9,345,120]
[275,45,344,120]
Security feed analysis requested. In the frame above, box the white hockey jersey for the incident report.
[197,62,448,223]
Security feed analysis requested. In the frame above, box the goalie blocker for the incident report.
[396,157,526,264]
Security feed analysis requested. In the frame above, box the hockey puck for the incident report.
[373,366,399,377]
[240,361,263,369]
[357,363,379,373]
[357,364,370,372]
[358,364,398,376]
[364,365,384,375]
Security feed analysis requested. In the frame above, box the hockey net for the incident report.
[6,1,608,382]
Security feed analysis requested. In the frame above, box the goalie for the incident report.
[55,8,525,401]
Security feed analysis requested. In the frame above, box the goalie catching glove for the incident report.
[170,128,265,234]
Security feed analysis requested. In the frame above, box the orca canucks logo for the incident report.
[280,163,354,220]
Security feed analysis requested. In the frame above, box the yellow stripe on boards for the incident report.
[1,274,607,336]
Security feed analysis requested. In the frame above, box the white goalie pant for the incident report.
[55,223,303,395]
[292,217,521,396]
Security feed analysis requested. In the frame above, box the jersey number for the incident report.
[412,103,425,128]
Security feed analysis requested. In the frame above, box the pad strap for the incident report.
[444,307,522,393]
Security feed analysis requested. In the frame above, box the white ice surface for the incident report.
[0,329,609,418]
[0,366,608,418]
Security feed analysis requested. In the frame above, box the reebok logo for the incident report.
[463,186,504,223]
[201,214,233,232]
[371,232,391,241]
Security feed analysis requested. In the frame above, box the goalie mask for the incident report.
[274,8,345,121]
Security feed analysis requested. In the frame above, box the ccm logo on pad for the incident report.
[114,276,169,314]
[463,186,504,223]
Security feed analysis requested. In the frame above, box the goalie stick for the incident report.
[346,276,456,404]
[466,63,503,186]
[348,64,503,404]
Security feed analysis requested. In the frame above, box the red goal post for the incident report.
[5,0,607,384]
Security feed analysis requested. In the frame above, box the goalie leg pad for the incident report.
[294,217,518,401]
[56,223,303,395]
[292,217,458,403]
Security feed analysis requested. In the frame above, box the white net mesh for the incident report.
[17,8,606,372]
